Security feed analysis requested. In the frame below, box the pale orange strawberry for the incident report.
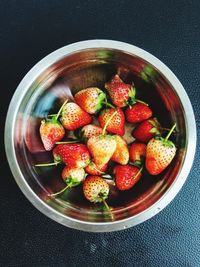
[85,161,108,175]
[111,135,129,165]
[87,135,116,166]
[60,102,92,130]
[74,87,106,114]
[145,124,177,175]
[83,176,109,203]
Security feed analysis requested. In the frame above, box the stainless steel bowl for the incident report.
[5,40,196,232]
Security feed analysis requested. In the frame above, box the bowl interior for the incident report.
[13,48,186,223]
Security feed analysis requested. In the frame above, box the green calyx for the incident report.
[124,86,148,106]
[155,123,176,148]
[130,160,143,168]
[95,91,107,112]
[149,118,161,136]
[65,176,81,187]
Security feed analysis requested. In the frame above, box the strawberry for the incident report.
[111,135,129,165]
[52,144,91,168]
[79,124,104,141]
[83,176,109,203]
[74,87,106,114]
[113,164,142,191]
[145,124,177,175]
[125,103,152,123]
[39,100,68,151]
[61,102,92,130]
[85,161,108,175]
[87,110,118,166]
[87,135,116,166]
[132,118,161,143]
[129,143,146,166]
[49,166,85,197]
[98,108,125,136]
[39,118,65,151]
[105,74,133,107]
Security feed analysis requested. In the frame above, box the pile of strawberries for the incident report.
[36,74,176,211]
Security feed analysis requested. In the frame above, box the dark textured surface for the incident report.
[1,0,200,266]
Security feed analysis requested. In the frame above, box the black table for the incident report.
[1,1,200,266]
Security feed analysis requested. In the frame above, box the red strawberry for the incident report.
[49,166,85,197]
[129,143,146,166]
[145,124,177,175]
[80,124,104,140]
[111,135,129,165]
[83,176,109,203]
[85,162,108,175]
[74,87,106,114]
[87,135,116,166]
[132,118,161,143]
[98,108,125,136]
[53,144,91,168]
[61,102,92,130]
[105,74,133,107]
[125,103,152,123]
[113,164,142,191]
[39,118,65,151]
[39,100,68,151]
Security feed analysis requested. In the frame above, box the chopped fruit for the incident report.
[125,103,152,123]
[98,108,125,136]
[111,135,129,165]
[132,118,161,143]
[61,102,92,130]
[146,124,177,175]
[113,164,143,191]
[129,143,146,166]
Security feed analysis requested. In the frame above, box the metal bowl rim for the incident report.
[4,39,197,232]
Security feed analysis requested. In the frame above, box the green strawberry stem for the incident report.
[35,162,60,167]
[102,110,118,135]
[92,163,105,174]
[135,99,149,106]
[102,199,110,211]
[55,99,68,120]
[133,165,143,180]
[164,123,176,141]
[101,101,115,109]
[55,140,80,144]
[48,184,70,197]
[102,199,114,220]
[161,127,176,133]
